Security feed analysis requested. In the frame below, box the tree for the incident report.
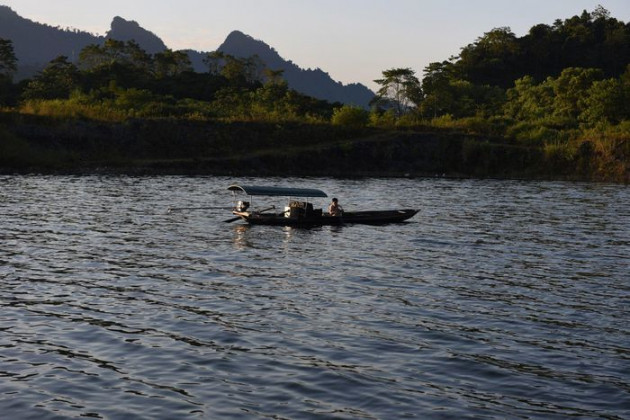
[579,78,629,125]
[421,61,455,117]
[0,38,17,78]
[420,61,505,118]
[591,5,611,21]
[204,51,264,87]
[504,75,555,120]
[79,39,152,72]
[79,40,154,91]
[22,56,80,100]
[551,67,603,120]
[0,38,17,106]
[204,51,224,75]
[263,68,285,85]
[153,49,192,78]
[331,105,369,128]
[457,27,520,87]
[372,68,422,116]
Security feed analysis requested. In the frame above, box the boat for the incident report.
[227,184,419,226]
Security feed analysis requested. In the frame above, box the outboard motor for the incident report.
[235,201,250,212]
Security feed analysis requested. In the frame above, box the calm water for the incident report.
[0,175,628,419]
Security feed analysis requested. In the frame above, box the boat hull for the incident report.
[235,209,419,226]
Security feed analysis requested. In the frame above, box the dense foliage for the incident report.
[0,38,338,122]
[0,6,629,181]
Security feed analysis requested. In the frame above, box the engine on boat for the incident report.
[235,201,250,212]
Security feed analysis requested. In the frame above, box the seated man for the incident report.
[328,197,343,216]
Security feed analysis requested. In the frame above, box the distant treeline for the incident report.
[0,6,628,181]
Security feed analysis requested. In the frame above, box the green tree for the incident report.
[504,67,627,128]
[0,38,17,78]
[79,39,152,72]
[420,61,504,118]
[519,23,559,81]
[457,27,520,87]
[331,105,369,128]
[263,68,285,85]
[504,75,555,120]
[0,38,17,105]
[248,78,291,119]
[79,40,154,91]
[211,87,252,119]
[579,78,629,125]
[369,109,396,128]
[153,49,192,78]
[204,51,224,75]
[373,68,422,116]
[22,56,80,100]
[204,51,264,86]
[254,77,288,106]
[551,67,602,121]
[420,61,455,117]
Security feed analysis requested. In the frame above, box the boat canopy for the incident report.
[228,185,328,198]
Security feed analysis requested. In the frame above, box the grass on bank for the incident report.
[3,98,629,181]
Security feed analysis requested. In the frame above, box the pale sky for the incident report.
[2,1,629,90]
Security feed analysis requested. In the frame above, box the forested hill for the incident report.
[0,5,374,106]
[0,5,98,75]
[445,6,630,88]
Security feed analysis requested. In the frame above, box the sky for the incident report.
[2,0,630,91]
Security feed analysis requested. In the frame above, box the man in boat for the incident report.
[328,197,344,217]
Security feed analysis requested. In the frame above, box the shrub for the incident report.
[429,114,455,129]
[506,121,565,145]
[331,105,369,128]
[369,109,396,128]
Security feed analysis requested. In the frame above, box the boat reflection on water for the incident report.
[232,222,345,251]
[231,224,313,250]
[232,224,252,250]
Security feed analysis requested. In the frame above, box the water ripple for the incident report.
[1,175,629,419]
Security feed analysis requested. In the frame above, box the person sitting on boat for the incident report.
[328,197,343,217]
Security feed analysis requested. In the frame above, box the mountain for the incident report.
[106,16,166,54]
[0,6,374,106]
[0,5,99,77]
[216,31,374,107]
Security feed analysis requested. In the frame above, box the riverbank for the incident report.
[1,114,628,182]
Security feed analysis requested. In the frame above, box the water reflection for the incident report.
[232,224,251,250]
[232,221,345,251]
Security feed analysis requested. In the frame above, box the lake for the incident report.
[1,175,628,419]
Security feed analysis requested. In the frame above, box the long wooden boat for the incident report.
[227,184,419,226]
